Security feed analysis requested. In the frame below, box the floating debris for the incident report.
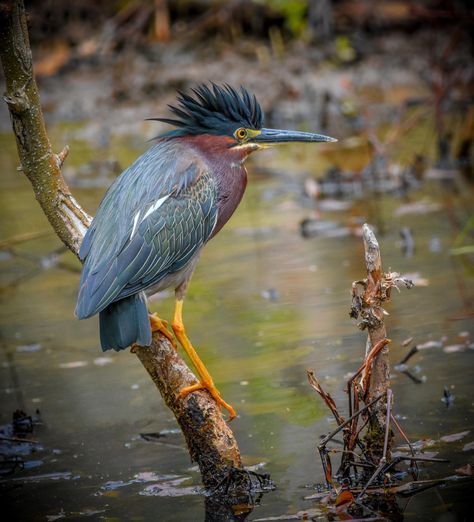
[23,459,43,470]
[429,236,442,253]
[245,462,267,472]
[157,428,181,436]
[93,357,113,366]
[101,472,181,491]
[319,199,353,212]
[300,218,351,239]
[443,344,466,353]
[394,200,441,217]
[397,439,436,452]
[260,288,280,301]
[58,361,88,369]
[139,477,198,497]
[46,508,105,521]
[0,471,75,483]
[399,272,429,286]
[441,386,455,408]
[16,343,42,353]
[425,168,460,181]
[417,340,443,350]
[455,464,474,476]
[440,431,470,443]
[140,433,164,442]
[253,507,324,521]
[462,442,474,452]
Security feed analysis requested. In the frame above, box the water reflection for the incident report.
[0,131,473,520]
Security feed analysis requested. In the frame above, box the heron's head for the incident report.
[150,83,337,152]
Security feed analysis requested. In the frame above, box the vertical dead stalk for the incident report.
[0,0,248,490]
[308,223,413,496]
[354,225,392,462]
[351,224,413,463]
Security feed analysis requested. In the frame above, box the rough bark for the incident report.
[362,225,390,402]
[135,341,242,487]
[0,0,243,489]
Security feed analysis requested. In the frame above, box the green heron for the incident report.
[76,83,336,419]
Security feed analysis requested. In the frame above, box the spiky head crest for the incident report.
[153,83,264,137]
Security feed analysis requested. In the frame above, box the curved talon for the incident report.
[149,313,177,348]
[179,381,237,421]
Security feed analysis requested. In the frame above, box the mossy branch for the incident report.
[0,0,244,489]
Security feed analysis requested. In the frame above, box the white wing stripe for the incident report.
[130,211,141,239]
[141,195,170,222]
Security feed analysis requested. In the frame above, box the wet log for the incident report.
[0,0,245,490]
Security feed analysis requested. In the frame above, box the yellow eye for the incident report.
[235,128,248,141]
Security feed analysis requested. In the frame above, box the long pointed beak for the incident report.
[250,128,337,145]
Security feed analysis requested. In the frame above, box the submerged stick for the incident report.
[0,0,244,489]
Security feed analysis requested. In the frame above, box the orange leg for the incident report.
[171,299,236,421]
[149,312,177,349]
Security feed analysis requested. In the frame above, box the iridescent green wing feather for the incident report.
[76,142,217,318]
[118,173,217,298]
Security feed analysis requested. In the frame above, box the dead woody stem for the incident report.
[308,223,413,494]
[0,0,248,490]
[351,224,412,464]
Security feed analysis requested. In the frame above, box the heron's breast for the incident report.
[211,163,247,238]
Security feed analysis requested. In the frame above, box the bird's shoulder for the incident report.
[79,140,215,261]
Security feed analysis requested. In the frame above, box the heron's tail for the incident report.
[99,292,152,351]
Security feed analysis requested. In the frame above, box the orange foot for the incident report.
[149,313,177,349]
[179,380,237,421]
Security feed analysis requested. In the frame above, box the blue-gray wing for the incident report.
[76,141,217,319]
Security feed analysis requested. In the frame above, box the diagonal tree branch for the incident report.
[0,0,244,489]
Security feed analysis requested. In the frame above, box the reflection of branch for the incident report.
[0,0,245,490]
[0,230,52,249]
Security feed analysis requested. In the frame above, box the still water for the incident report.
[1,130,473,521]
